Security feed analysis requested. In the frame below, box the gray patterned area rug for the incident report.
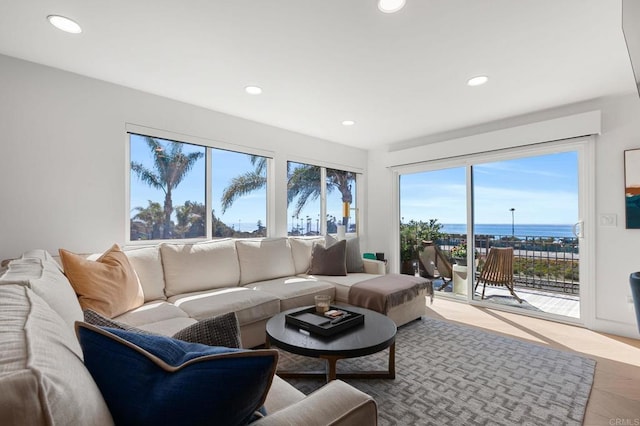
[277,317,595,426]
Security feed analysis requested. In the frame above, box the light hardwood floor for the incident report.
[423,298,640,425]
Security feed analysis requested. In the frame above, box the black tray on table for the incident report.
[285,305,364,337]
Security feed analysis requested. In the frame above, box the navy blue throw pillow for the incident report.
[76,323,277,426]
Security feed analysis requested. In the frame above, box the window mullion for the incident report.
[320,167,327,235]
[206,148,213,239]
[266,157,275,237]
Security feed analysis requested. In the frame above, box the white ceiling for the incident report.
[0,0,635,149]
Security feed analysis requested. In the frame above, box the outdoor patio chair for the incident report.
[419,241,453,291]
[474,247,523,303]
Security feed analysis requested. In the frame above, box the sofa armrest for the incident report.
[363,258,386,275]
[253,380,377,426]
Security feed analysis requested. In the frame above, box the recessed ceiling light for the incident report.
[245,86,263,95]
[467,75,489,87]
[47,15,82,34]
[378,0,406,13]
[342,120,355,126]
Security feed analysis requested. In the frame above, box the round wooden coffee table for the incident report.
[265,305,397,382]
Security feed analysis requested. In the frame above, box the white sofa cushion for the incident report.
[123,246,166,302]
[289,237,325,274]
[0,253,83,332]
[124,317,199,336]
[236,238,296,285]
[169,287,280,325]
[160,239,240,297]
[114,300,197,336]
[0,285,113,425]
[19,249,62,269]
[114,300,191,326]
[244,276,335,311]
[263,375,305,414]
[112,300,199,338]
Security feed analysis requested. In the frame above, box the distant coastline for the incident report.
[442,224,574,238]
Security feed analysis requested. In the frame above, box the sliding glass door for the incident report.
[471,151,580,319]
[398,139,590,322]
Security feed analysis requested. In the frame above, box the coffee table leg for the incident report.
[388,342,396,379]
[324,356,339,381]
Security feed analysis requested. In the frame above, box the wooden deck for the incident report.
[435,279,580,319]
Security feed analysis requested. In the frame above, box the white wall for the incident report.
[0,54,367,259]
[366,94,640,338]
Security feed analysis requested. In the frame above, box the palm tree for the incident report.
[221,158,355,231]
[131,137,204,238]
[327,169,354,227]
[288,166,354,228]
[212,209,236,237]
[286,164,321,218]
[221,156,267,213]
[175,201,206,238]
[131,200,164,239]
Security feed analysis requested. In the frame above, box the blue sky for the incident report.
[400,151,578,225]
[131,135,578,232]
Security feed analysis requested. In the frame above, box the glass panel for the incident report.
[326,169,357,234]
[472,152,580,318]
[287,162,321,236]
[130,134,206,240]
[399,167,467,297]
[214,150,268,238]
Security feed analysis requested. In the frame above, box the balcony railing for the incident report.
[438,234,579,295]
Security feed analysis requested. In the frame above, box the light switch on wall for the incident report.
[599,214,617,227]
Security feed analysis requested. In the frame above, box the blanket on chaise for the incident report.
[348,274,431,314]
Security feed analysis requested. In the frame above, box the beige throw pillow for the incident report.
[236,238,295,285]
[59,244,144,318]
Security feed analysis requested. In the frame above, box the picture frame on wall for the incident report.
[624,149,640,228]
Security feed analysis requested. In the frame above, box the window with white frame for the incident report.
[213,150,267,238]
[128,132,269,241]
[287,161,359,236]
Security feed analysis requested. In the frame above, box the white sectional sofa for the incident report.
[110,236,393,348]
[0,242,380,425]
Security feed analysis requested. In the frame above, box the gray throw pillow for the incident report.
[308,239,347,276]
[173,313,241,349]
[326,234,364,273]
[83,309,242,348]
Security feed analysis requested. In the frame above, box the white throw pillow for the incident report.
[236,238,296,285]
[124,246,166,302]
[160,239,240,297]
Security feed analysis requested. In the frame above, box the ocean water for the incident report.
[442,224,575,238]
